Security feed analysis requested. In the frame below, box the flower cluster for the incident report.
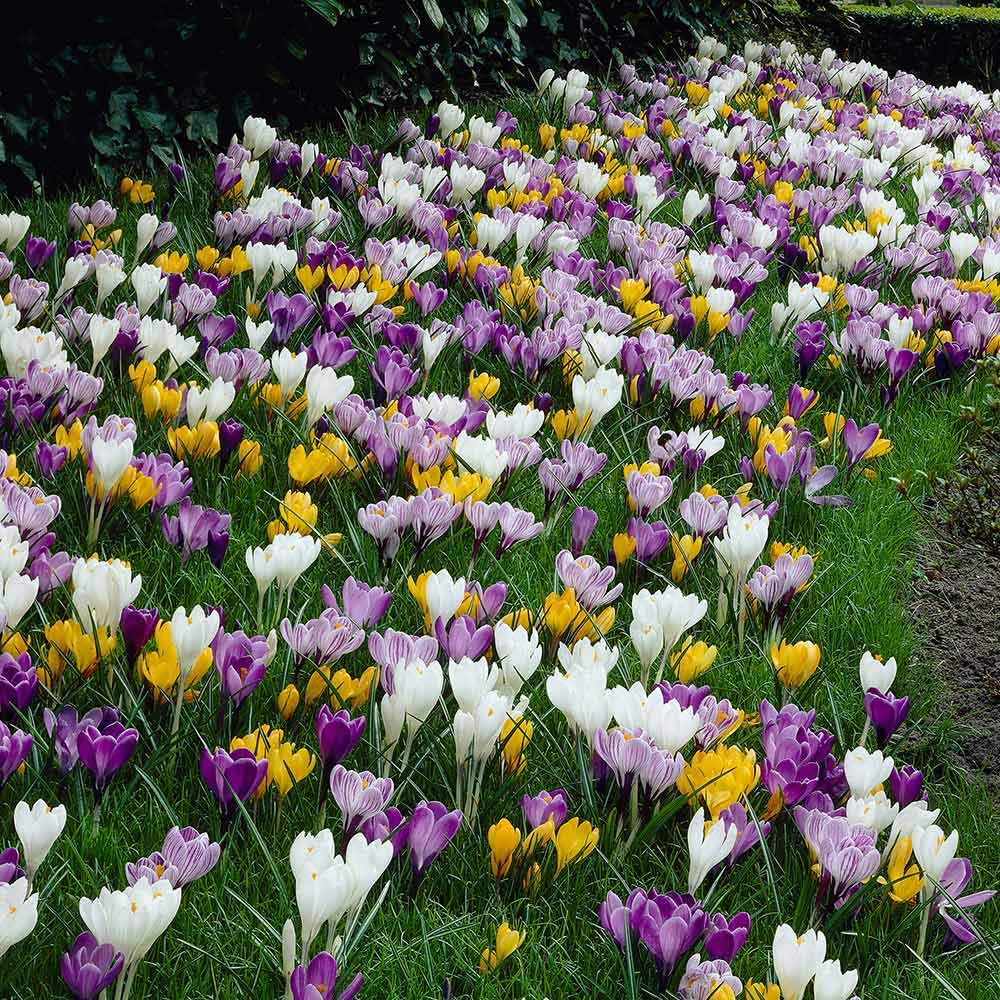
[0,28,997,996]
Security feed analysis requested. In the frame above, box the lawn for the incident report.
[1,33,999,1000]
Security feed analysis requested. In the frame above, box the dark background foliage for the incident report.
[1,0,856,195]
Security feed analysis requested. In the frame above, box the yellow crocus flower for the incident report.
[488,818,521,878]
[479,922,525,973]
[771,639,821,688]
[554,817,599,873]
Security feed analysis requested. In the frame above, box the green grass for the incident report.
[2,81,1000,1000]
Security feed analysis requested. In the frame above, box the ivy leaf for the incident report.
[185,110,218,145]
[422,0,444,30]
[470,7,489,33]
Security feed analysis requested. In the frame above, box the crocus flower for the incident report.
[703,911,751,962]
[0,722,33,789]
[0,848,25,884]
[77,723,138,804]
[570,506,598,556]
[315,706,366,794]
[330,765,394,838]
[290,951,363,1000]
[119,606,159,668]
[520,789,568,831]
[0,653,36,716]
[61,932,125,999]
[199,747,268,826]
[406,800,461,882]
[863,689,909,747]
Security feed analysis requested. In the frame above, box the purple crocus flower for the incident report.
[315,706,366,793]
[433,614,492,661]
[213,630,269,711]
[60,932,125,1000]
[842,418,880,469]
[25,236,57,272]
[266,291,316,344]
[678,955,742,1000]
[199,747,268,826]
[0,652,37,716]
[570,506,598,557]
[599,887,707,976]
[77,723,138,801]
[0,721,33,788]
[43,706,119,777]
[330,765,394,838]
[34,440,68,479]
[863,689,910,747]
[151,825,221,887]
[520,789,569,831]
[290,951,363,1000]
[406,800,461,882]
[718,802,770,866]
[218,420,245,468]
[119,607,159,668]
[702,911,751,962]
[361,807,410,856]
[889,765,924,807]
[933,857,995,947]
[162,499,232,567]
[0,847,25,883]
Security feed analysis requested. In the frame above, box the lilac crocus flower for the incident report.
[320,577,392,628]
[794,806,881,909]
[126,826,220,888]
[214,630,269,712]
[434,614,492,661]
[678,955,742,1000]
[571,506,598,557]
[554,550,622,610]
[495,502,544,555]
[863,689,910,747]
[933,857,995,947]
[406,800,461,882]
[718,802,770,866]
[842,418,881,469]
[361,807,409,856]
[162,499,232,567]
[520,789,569,831]
[43,706,119,777]
[200,747,268,826]
[119,607,159,668]
[60,932,125,1000]
[0,847,25,883]
[0,721,33,788]
[330,765,394,837]
[290,951,363,1000]
[77,723,138,802]
[0,652,37,716]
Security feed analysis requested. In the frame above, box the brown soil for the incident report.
[912,421,1000,790]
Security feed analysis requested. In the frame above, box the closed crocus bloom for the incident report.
[343,832,394,912]
[0,877,38,959]
[295,856,355,951]
[772,924,825,1000]
[488,818,521,878]
[14,799,67,883]
[859,650,896,693]
[479,922,525,972]
[491,622,541,699]
[554,817,598,873]
[408,800,462,881]
[88,316,120,373]
[60,931,125,1000]
[687,807,738,894]
[682,189,711,227]
[271,348,308,400]
[170,606,220,679]
[771,640,821,688]
[912,824,960,896]
[90,436,133,495]
[422,569,467,629]
[813,959,858,1000]
[843,746,893,799]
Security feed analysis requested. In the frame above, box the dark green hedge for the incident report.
[833,5,999,91]
[0,0,707,195]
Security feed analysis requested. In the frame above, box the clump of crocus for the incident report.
[479,921,524,973]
